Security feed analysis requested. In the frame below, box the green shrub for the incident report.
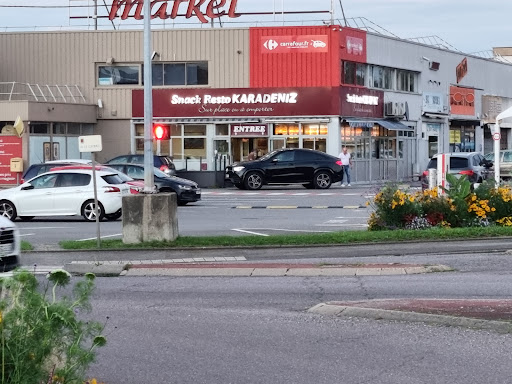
[0,270,106,384]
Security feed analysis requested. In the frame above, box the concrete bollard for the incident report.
[122,193,178,244]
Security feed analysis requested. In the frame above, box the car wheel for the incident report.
[244,172,263,190]
[19,216,35,221]
[104,212,122,221]
[303,183,315,189]
[234,183,245,190]
[81,200,105,222]
[0,200,17,221]
[314,171,332,189]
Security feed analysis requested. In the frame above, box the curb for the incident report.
[64,262,453,277]
[308,303,512,334]
[232,205,367,209]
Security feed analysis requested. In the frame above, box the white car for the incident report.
[0,216,20,271]
[0,169,130,222]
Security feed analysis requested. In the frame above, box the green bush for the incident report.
[369,178,512,230]
[0,270,106,384]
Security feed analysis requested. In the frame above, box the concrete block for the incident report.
[64,263,125,276]
[122,193,178,244]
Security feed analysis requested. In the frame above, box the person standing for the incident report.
[338,146,352,187]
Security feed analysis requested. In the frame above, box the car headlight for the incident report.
[178,185,193,190]
[233,166,245,172]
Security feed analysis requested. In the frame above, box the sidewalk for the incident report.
[309,299,512,334]
[64,260,452,277]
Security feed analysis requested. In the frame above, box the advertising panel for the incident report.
[133,87,341,118]
[260,35,329,54]
[450,86,475,116]
[340,87,384,118]
[0,136,22,185]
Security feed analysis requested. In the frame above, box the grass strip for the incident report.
[21,241,33,251]
[59,226,512,250]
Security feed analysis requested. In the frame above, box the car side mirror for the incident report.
[21,184,34,191]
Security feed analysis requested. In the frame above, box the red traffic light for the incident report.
[153,124,170,140]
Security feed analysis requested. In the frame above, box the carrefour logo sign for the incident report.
[261,35,329,54]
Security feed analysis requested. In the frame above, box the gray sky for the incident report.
[1,0,510,53]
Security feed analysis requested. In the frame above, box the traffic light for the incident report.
[153,124,170,140]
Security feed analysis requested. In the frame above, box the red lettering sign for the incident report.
[456,57,468,84]
[450,86,475,116]
[108,0,240,23]
[260,35,329,54]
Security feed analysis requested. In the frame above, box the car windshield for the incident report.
[258,150,279,161]
[428,157,469,169]
[102,167,133,182]
[154,167,169,178]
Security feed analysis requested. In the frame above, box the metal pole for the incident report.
[92,152,101,248]
[143,0,155,193]
[94,0,98,30]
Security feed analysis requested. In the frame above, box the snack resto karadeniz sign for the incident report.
[132,88,341,118]
[108,0,240,23]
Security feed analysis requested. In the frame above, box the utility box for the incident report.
[10,157,23,172]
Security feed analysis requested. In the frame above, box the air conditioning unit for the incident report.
[385,102,405,116]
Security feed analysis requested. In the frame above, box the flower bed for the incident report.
[368,176,512,231]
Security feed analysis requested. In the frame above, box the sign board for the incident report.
[493,132,501,141]
[260,35,329,54]
[0,136,22,185]
[456,57,468,84]
[79,135,103,152]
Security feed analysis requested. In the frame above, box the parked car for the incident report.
[0,169,130,222]
[49,164,145,194]
[0,216,20,272]
[105,154,176,176]
[225,148,344,190]
[484,150,512,180]
[107,163,201,205]
[21,159,93,183]
[421,152,493,190]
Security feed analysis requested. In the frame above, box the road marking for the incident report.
[18,226,70,230]
[78,233,122,241]
[232,229,269,236]
[232,205,367,209]
[19,233,35,237]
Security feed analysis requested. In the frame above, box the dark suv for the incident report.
[421,152,493,190]
[225,148,343,190]
[105,154,176,176]
[21,160,92,183]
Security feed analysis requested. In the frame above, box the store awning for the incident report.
[132,117,261,124]
[343,118,413,131]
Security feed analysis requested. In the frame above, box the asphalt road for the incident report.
[16,185,377,246]
[84,271,512,383]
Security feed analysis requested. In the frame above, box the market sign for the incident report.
[261,35,329,54]
[456,57,468,84]
[133,87,341,117]
[108,0,240,23]
[340,87,384,118]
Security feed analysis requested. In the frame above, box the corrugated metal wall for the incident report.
[0,28,250,120]
[249,26,340,88]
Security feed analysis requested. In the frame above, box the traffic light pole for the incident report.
[143,0,155,193]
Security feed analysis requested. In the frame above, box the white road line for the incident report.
[316,223,368,227]
[232,229,269,236]
[19,233,35,237]
[78,233,122,241]
[18,226,70,230]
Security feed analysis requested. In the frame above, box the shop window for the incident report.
[82,124,94,135]
[98,65,139,86]
[149,62,209,86]
[171,124,182,136]
[184,138,206,159]
[274,124,301,135]
[303,124,328,136]
[30,123,49,134]
[343,62,366,86]
[53,123,66,135]
[216,124,229,136]
[370,65,392,90]
[397,70,417,93]
[184,125,206,136]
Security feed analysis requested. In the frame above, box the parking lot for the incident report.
[15,185,381,247]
